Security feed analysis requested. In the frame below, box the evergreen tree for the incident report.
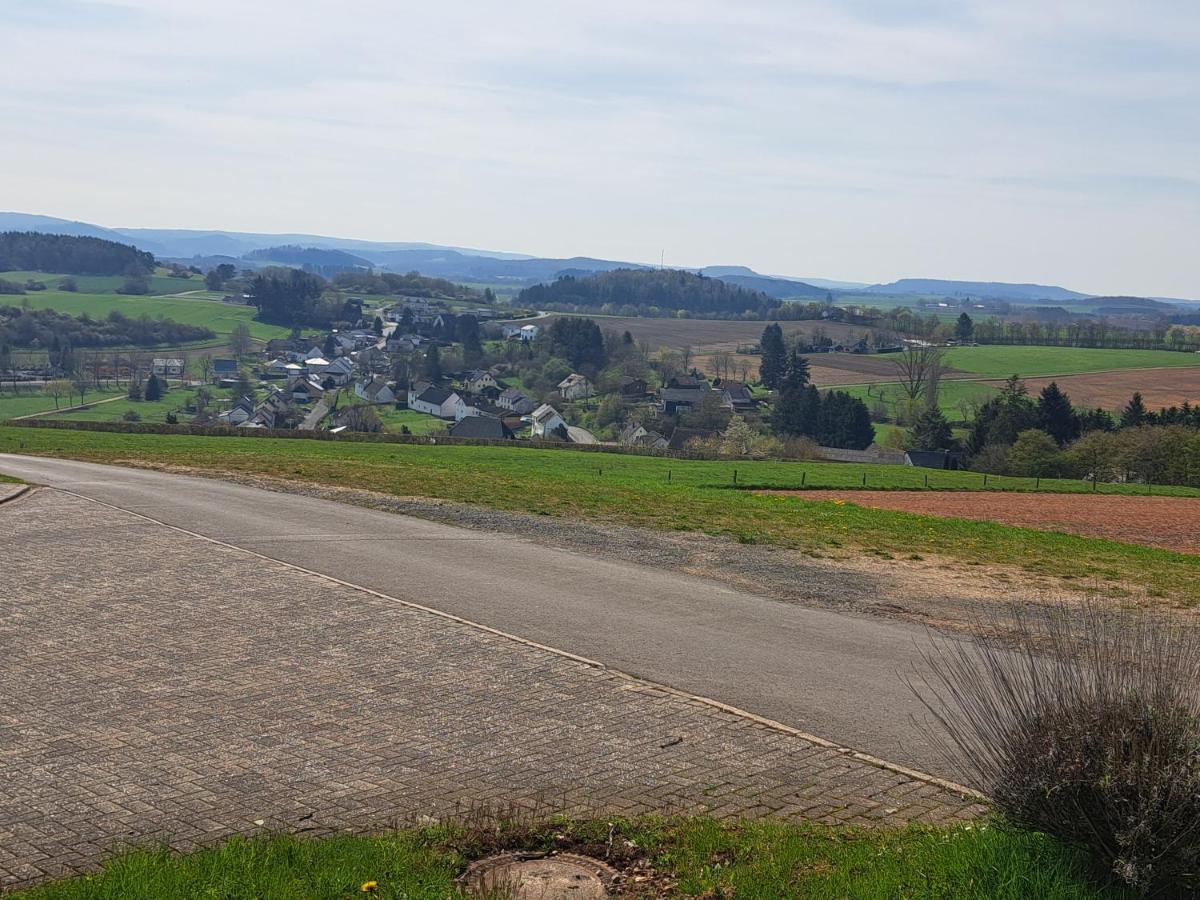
[955,312,974,342]
[144,373,163,402]
[423,344,442,380]
[372,316,384,336]
[907,406,954,450]
[622,330,634,346]
[1036,382,1079,446]
[127,378,143,401]
[758,323,787,389]
[322,333,337,358]
[1078,407,1116,433]
[1120,392,1147,428]
[398,307,415,334]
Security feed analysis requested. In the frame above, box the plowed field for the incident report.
[759,490,1200,554]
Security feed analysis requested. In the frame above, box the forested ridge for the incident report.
[0,232,156,276]
[519,268,781,318]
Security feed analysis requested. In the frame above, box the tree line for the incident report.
[0,232,156,277]
[0,306,214,352]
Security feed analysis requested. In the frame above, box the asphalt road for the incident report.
[0,454,964,781]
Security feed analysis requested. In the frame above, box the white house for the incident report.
[304,356,332,374]
[410,385,461,418]
[530,403,567,439]
[152,358,185,377]
[355,377,396,405]
[557,373,594,401]
[520,324,540,341]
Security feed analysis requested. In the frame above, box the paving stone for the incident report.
[0,490,981,889]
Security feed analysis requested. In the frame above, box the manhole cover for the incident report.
[461,852,618,899]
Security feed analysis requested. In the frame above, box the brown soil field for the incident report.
[550,315,872,353]
[980,367,1200,411]
[760,490,1200,554]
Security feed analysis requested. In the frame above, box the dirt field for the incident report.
[981,367,1200,411]
[761,490,1200,554]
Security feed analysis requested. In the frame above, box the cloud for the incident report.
[0,0,1195,296]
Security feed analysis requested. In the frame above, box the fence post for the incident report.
[983,473,988,487]
[924,473,928,488]
[801,471,806,487]
[668,469,672,483]
[862,472,867,487]
[733,469,738,485]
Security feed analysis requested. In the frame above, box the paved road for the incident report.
[0,454,963,779]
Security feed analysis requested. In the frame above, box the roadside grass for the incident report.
[9,818,1130,900]
[3,425,1200,603]
[0,472,22,483]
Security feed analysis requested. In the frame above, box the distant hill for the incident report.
[865,278,1089,302]
[698,266,827,299]
[244,245,373,275]
[0,212,156,250]
[518,268,780,317]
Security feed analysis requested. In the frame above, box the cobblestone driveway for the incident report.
[0,490,983,889]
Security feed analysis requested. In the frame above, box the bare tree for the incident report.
[230,322,253,358]
[198,353,214,385]
[893,345,945,402]
[44,379,72,410]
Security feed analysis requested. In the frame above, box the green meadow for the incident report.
[3,424,1199,604]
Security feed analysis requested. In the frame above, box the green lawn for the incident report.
[375,406,449,435]
[0,389,126,419]
[942,345,1200,378]
[9,818,1130,900]
[848,379,1000,422]
[52,388,200,424]
[3,272,290,342]
[4,424,1200,604]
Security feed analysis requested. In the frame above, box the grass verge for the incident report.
[2,425,1200,604]
[9,817,1130,899]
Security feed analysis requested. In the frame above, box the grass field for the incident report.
[3,271,290,342]
[942,345,1200,378]
[51,389,200,424]
[0,389,126,419]
[4,424,1199,604]
[9,817,1129,900]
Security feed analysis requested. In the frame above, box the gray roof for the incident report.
[417,386,455,405]
[450,417,513,439]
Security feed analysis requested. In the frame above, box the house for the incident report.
[497,387,536,415]
[324,357,355,384]
[387,333,426,353]
[266,358,297,377]
[212,358,239,381]
[285,376,324,403]
[905,449,963,470]
[501,324,524,339]
[463,369,499,394]
[218,395,256,427]
[152,358,185,377]
[618,376,649,398]
[619,422,668,450]
[530,404,568,439]
[304,356,332,374]
[410,385,461,418]
[455,396,509,422]
[659,386,710,416]
[266,338,302,356]
[719,382,758,413]
[504,322,541,341]
[558,373,594,401]
[355,377,396,405]
[667,426,714,451]
[450,416,514,440]
[520,324,540,341]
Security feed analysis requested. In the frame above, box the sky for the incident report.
[0,0,1197,297]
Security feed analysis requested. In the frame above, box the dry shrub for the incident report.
[912,600,1200,897]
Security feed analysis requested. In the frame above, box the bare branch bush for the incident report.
[911,599,1200,897]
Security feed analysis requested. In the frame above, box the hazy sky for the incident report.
[1,1,1197,296]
